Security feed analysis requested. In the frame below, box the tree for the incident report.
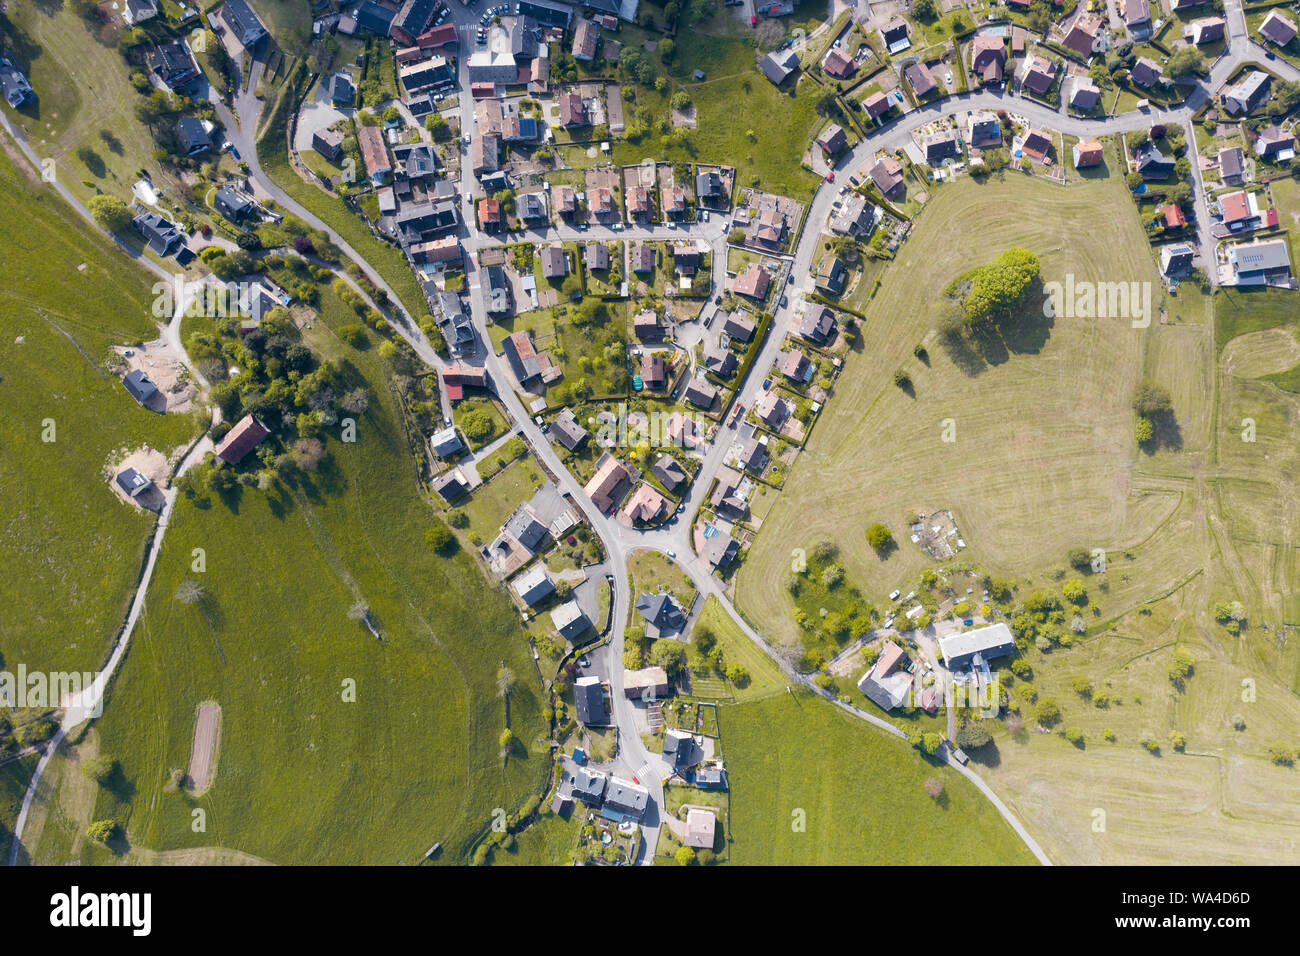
[658,38,675,62]
[292,437,326,471]
[460,408,497,442]
[920,732,943,755]
[923,777,944,799]
[425,113,450,140]
[1135,417,1154,442]
[670,90,691,111]
[1062,578,1087,605]
[87,820,119,844]
[1065,726,1084,745]
[1168,647,1194,684]
[674,845,696,865]
[650,638,687,675]
[81,755,118,785]
[947,247,1041,329]
[425,519,457,555]
[1166,47,1204,79]
[88,195,132,233]
[497,666,514,700]
[893,368,911,388]
[956,723,992,750]
[1167,730,1186,751]
[1033,697,1061,726]
[865,523,894,554]
[913,0,938,20]
[1066,547,1091,571]
[1267,741,1295,766]
[554,579,573,600]
[174,579,207,607]
[821,564,844,588]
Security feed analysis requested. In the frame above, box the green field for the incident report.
[0,152,205,677]
[734,165,1300,865]
[25,284,549,866]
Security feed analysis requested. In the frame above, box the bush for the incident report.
[86,820,119,844]
[81,755,118,785]
[1267,741,1295,766]
[1064,727,1084,745]
[956,723,992,750]
[865,523,894,554]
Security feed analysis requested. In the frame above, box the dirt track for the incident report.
[187,702,222,793]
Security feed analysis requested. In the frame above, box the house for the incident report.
[393,142,439,180]
[176,117,213,157]
[799,305,837,345]
[640,352,666,390]
[573,676,607,726]
[664,729,701,771]
[777,348,812,383]
[969,35,1006,84]
[393,202,459,245]
[442,364,489,393]
[633,310,661,343]
[122,370,158,405]
[828,192,878,237]
[485,265,512,316]
[572,18,599,60]
[497,502,550,562]
[554,185,579,216]
[651,455,687,491]
[754,390,790,430]
[624,242,654,275]
[921,128,960,165]
[673,244,700,276]
[1070,78,1101,112]
[429,426,464,459]
[218,0,268,46]
[518,0,574,28]
[694,766,727,789]
[132,212,184,256]
[148,39,200,91]
[1073,140,1104,168]
[503,110,540,142]
[1187,16,1225,45]
[115,467,154,499]
[696,170,727,207]
[1019,56,1056,96]
[1255,126,1295,159]
[1122,0,1150,39]
[417,23,460,50]
[432,467,470,502]
[1219,189,1261,231]
[1129,56,1162,88]
[816,124,848,156]
[879,17,910,54]
[213,414,270,464]
[584,242,610,272]
[857,640,915,710]
[623,666,669,700]
[709,466,747,517]
[822,48,855,79]
[390,0,438,45]
[1219,146,1245,184]
[1063,17,1103,59]
[663,185,688,218]
[732,262,770,300]
[512,564,556,607]
[814,256,847,295]
[1160,202,1187,228]
[353,0,396,35]
[539,245,569,279]
[904,62,937,98]
[1229,238,1291,285]
[623,484,668,524]
[603,777,650,821]
[683,377,717,410]
[563,765,607,805]
[518,191,549,223]
[967,111,1002,148]
[1159,242,1195,277]
[1225,71,1270,115]
[636,592,685,633]
[1170,0,1208,8]
[626,186,652,219]
[552,407,589,451]
[696,526,740,568]
[312,128,344,163]
[589,187,615,217]
[584,455,631,513]
[1259,10,1298,47]
[503,330,556,385]
[214,188,256,223]
[559,91,589,126]
[358,125,392,185]
[759,47,800,85]
[551,600,591,641]
[122,0,158,25]
[721,311,756,343]
[328,72,356,105]
[863,90,891,119]
[733,435,767,473]
[400,57,453,93]
[1134,141,1175,180]
[940,622,1016,671]
[870,156,905,197]
[753,205,787,249]
[1020,128,1053,164]
[704,343,738,378]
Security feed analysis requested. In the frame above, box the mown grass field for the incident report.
[735,165,1300,865]
[0,152,205,677]
[26,285,549,866]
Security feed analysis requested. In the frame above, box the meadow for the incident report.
[0,152,205,677]
[24,284,550,866]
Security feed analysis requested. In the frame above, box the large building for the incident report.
[216,0,268,47]
[938,622,1017,671]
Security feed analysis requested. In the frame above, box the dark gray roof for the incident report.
[651,455,687,490]
[132,212,183,256]
[603,777,650,818]
[574,676,606,725]
[636,592,685,632]
[354,0,396,35]
[504,504,549,553]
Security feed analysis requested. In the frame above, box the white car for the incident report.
[666,550,677,558]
